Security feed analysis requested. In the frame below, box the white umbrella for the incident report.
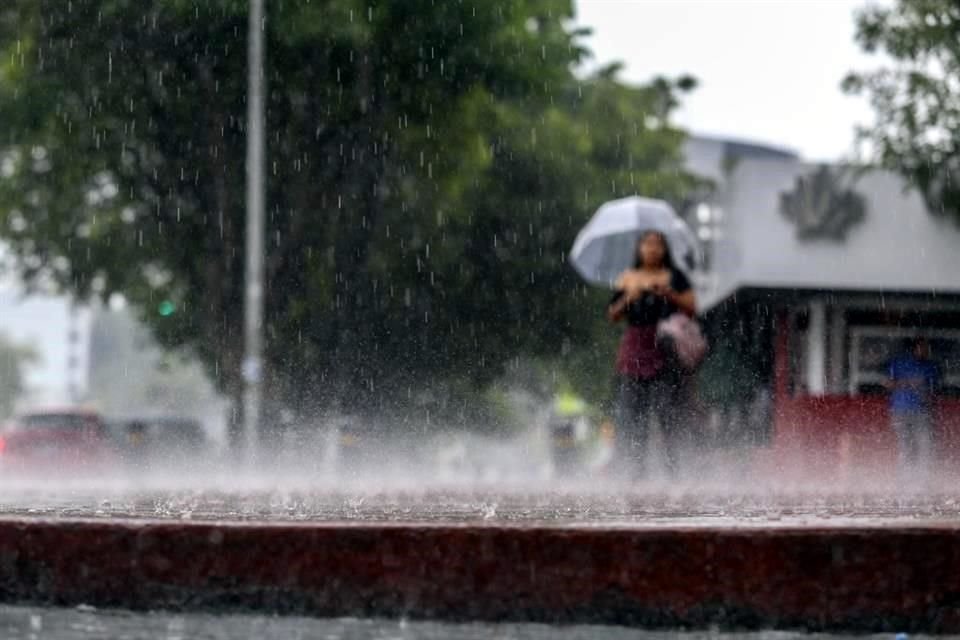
[569,196,700,287]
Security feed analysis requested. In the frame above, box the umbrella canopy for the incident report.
[569,196,700,287]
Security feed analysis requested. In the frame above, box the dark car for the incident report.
[0,408,116,475]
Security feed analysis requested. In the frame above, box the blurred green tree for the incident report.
[844,0,960,223]
[0,0,696,431]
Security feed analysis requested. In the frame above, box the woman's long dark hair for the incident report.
[633,230,678,271]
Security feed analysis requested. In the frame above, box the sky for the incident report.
[574,0,887,162]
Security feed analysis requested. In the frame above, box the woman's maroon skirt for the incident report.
[615,324,665,380]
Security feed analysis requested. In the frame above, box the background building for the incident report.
[685,135,960,475]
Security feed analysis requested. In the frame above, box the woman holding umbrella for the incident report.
[607,229,697,479]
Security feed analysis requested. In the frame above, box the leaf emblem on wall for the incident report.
[779,165,867,241]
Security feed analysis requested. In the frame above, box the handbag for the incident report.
[656,312,708,371]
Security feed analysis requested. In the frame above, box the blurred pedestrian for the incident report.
[607,230,696,479]
[886,337,940,481]
[123,419,150,470]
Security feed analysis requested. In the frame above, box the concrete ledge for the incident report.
[0,518,958,632]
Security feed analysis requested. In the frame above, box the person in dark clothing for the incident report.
[607,230,696,479]
[887,337,940,480]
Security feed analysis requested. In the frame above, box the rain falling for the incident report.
[1,0,959,637]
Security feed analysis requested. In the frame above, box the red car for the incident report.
[0,408,117,475]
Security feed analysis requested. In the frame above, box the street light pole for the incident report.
[243,0,266,464]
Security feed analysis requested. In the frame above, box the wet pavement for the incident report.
[0,605,924,640]
[0,475,959,528]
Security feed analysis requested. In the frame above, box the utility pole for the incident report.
[66,301,81,404]
[242,0,266,464]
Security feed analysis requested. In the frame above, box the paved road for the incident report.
[0,605,920,640]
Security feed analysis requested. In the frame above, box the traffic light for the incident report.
[158,300,176,317]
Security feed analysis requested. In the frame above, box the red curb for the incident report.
[0,518,958,631]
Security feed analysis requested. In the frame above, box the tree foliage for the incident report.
[844,0,960,223]
[0,0,696,429]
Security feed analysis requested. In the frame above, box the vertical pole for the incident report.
[243,0,266,464]
[807,299,827,396]
[67,301,80,404]
[829,305,846,394]
[773,308,791,440]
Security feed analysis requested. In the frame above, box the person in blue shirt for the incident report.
[887,337,940,477]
